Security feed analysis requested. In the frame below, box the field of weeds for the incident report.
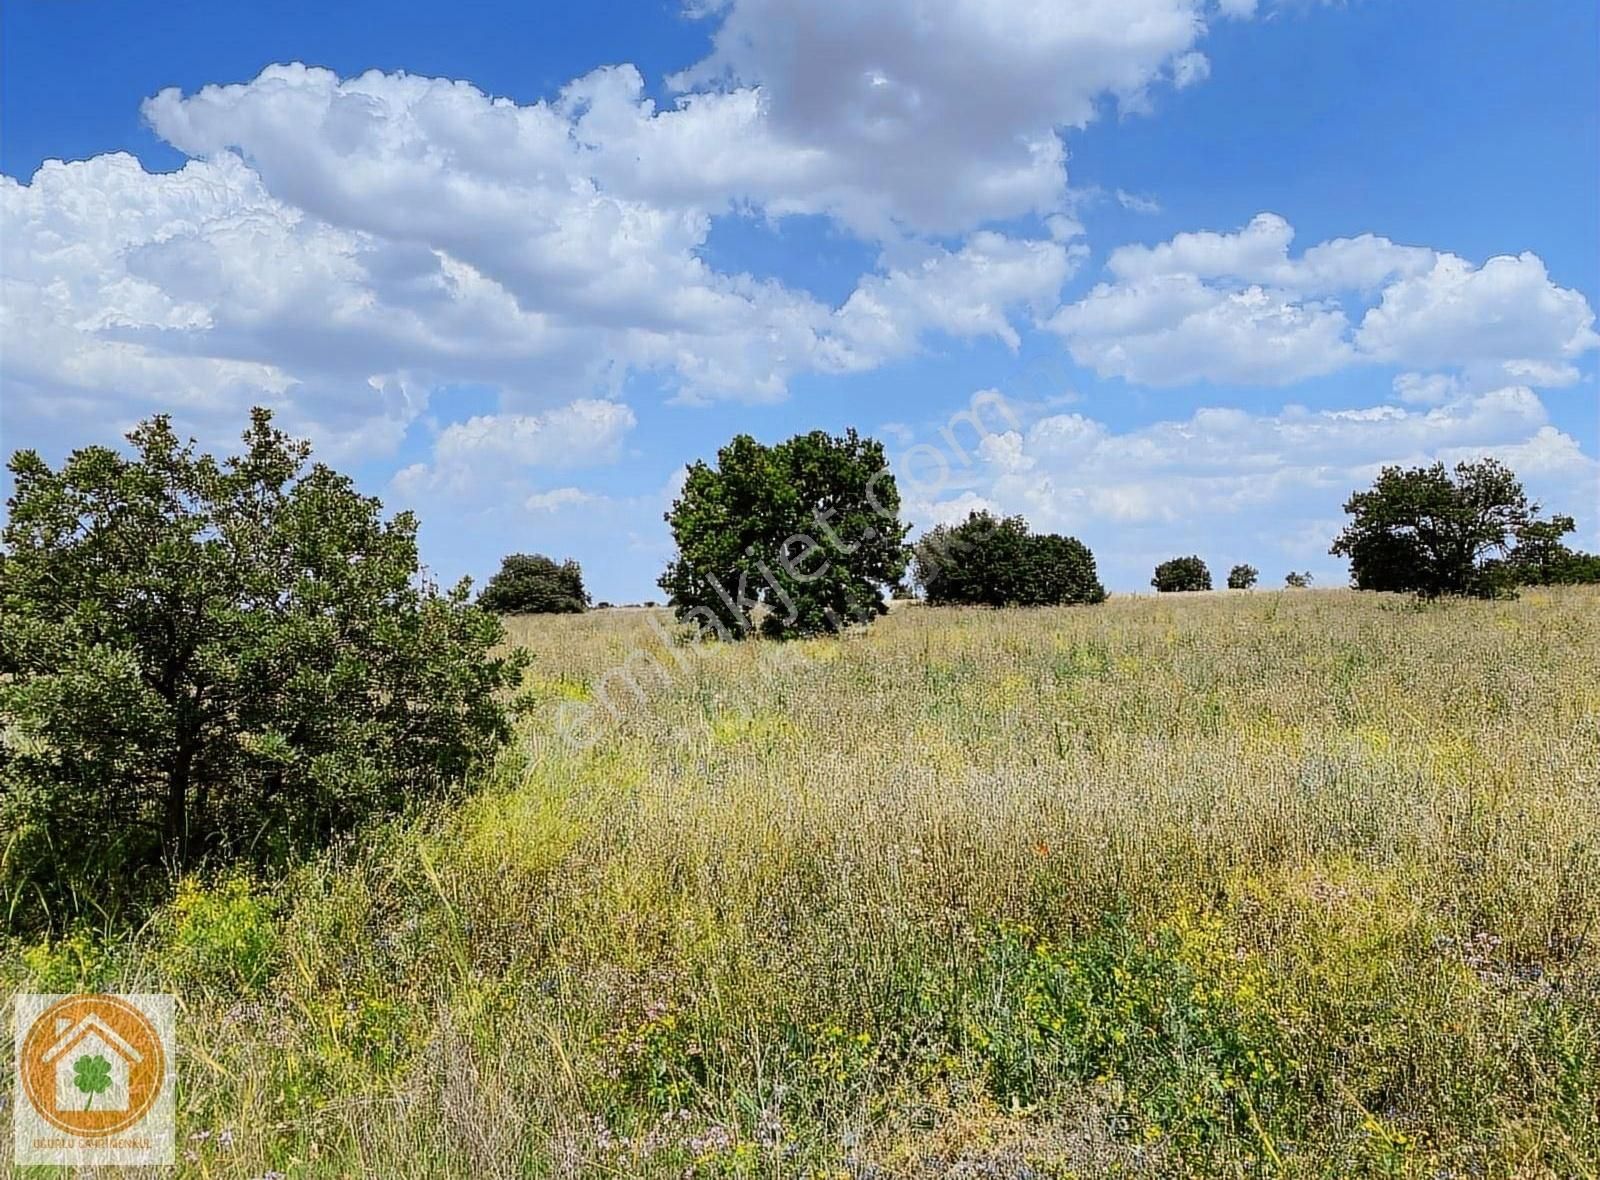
[6,588,1598,1178]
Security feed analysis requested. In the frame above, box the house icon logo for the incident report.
[14,993,174,1165]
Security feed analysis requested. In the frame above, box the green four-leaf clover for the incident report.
[73,1053,112,1110]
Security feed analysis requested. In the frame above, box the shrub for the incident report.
[1285,570,1314,589]
[19,929,120,993]
[0,409,528,932]
[1152,555,1212,593]
[163,875,279,992]
[912,511,1106,607]
[479,553,589,614]
[1226,564,1259,590]
[660,430,910,638]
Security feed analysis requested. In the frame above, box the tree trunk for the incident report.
[165,731,196,866]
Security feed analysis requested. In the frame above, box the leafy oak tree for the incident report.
[1330,458,1560,597]
[0,409,527,931]
[1227,564,1259,590]
[1152,556,1212,593]
[660,430,910,638]
[479,553,589,614]
[912,511,1106,607]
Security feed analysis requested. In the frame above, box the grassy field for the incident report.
[6,588,1599,1178]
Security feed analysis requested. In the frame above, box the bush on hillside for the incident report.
[660,430,910,638]
[1227,564,1259,590]
[1152,555,1212,593]
[479,553,590,614]
[912,511,1106,607]
[0,409,528,932]
[1285,570,1314,589]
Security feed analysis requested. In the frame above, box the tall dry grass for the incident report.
[5,588,1598,1177]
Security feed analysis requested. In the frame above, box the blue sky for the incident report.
[3,0,1596,600]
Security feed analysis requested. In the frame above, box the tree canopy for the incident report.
[1227,564,1259,590]
[1152,556,1212,593]
[1489,514,1600,588]
[0,409,527,930]
[1329,458,1563,597]
[912,511,1106,607]
[479,553,589,614]
[660,429,910,638]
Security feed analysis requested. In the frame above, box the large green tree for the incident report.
[912,511,1106,607]
[0,409,527,930]
[479,553,589,614]
[1329,458,1556,597]
[660,429,910,638]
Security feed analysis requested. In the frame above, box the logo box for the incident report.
[13,993,176,1166]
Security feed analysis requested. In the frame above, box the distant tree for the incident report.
[1152,556,1212,593]
[661,430,910,638]
[1330,459,1557,597]
[913,511,1105,607]
[1486,514,1600,587]
[914,512,1027,605]
[1284,570,1314,589]
[479,553,589,614]
[1026,532,1109,607]
[0,409,527,931]
[1227,564,1259,590]
[1546,552,1600,584]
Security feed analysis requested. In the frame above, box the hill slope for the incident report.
[9,589,1598,1177]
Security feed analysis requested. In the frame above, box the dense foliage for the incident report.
[1329,458,1574,598]
[479,553,590,614]
[912,511,1106,607]
[1284,570,1313,589]
[0,410,527,931]
[1152,556,1212,593]
[1226,564,1258,591]
[660,429,910,638]
[1488,514,1600,588]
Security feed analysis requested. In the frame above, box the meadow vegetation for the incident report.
[5,588,1597,1178]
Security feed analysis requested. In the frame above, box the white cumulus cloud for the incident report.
[669,0,1220,236]
[392,399,637,500]
[2,64,1087,461]
[1051,213,1597,389]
